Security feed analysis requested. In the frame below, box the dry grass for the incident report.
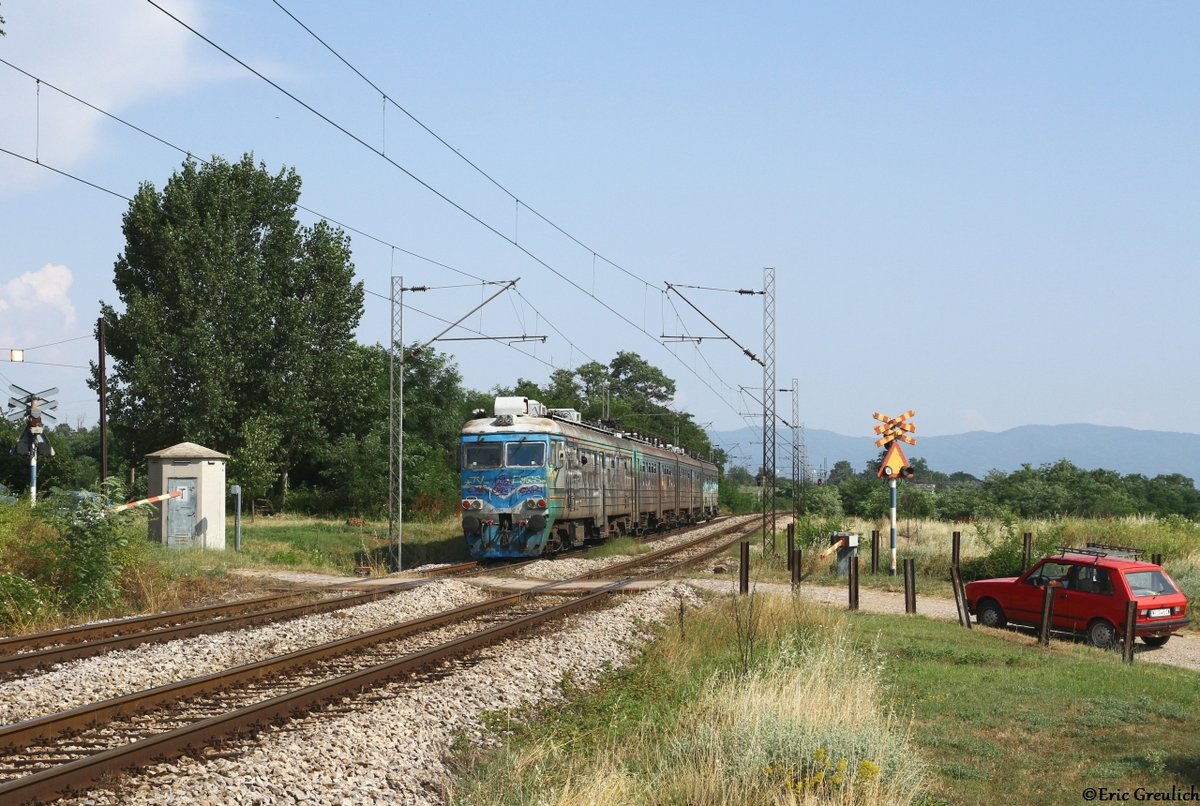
[453,594,929,805]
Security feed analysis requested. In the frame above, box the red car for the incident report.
[964,546,1190,648]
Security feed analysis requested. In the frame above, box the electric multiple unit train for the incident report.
[460,397,719,559]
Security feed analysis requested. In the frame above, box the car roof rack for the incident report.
[1058,543,1144,561]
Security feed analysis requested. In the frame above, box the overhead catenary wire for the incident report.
[3,49,629,384]
[146,1,746,420]
[6,18,751,425]
[4,139,571,377]
[269,0,654,291]
[7,43,747,422]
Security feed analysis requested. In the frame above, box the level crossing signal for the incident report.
[872,409,917,447]
[8,384,58,458]
[872,410,917,480]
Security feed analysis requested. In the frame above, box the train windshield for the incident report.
[463,443,503,469]
[505,441,546,468]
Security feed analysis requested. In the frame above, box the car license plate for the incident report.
[1149,608,1171,618]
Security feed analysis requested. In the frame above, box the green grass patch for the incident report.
[583,535,652,559]
[222,514,466,574]
[845,612,1200,803]
[449,588,1199,805]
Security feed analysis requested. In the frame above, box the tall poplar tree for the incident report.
[96,154,364,488]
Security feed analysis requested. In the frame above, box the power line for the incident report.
[269,0,654,290]
[0,146,131,201]
[6,24,748,423]
[0,57,495,287]
[147,1,745,419]
[25,335,94,351]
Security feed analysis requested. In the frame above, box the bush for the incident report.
[959,514,1061,581]
[42,492,142,610]
[0,572,58,630]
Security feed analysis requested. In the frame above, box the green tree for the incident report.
[399,346,469,518]
[803,483,843,518]
[825,460,856,486]
[96,154,364,489]
[608,351,675,411]
[227,414,282,511]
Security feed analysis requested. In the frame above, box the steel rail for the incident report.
[0,585,624,805]
[0,591,532,751]
[581,520,753,580]
[0,588,335,654]
[0,572,603,752]
[0,519,750,802]
[0,582,421,675]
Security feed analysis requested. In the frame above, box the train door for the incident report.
[672,457,681,519]
[643,458,657,528]
[549,437,566,519]
[599,449,608,530]
[630,449,640,528]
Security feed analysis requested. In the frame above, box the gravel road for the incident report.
[685,576,1200,672]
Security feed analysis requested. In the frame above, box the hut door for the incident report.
[167,478,197,548]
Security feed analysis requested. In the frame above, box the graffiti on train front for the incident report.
[462,472,546,500]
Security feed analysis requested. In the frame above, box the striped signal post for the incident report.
[873,410,917,576]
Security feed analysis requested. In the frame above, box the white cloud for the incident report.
[0,0,208,193]
[0,263,77,328]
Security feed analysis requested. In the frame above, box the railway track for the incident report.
[0,516,757,803]
[0,582,420,677]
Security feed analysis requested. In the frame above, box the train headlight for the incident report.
[462,499,483,511]
[525,498,547,510]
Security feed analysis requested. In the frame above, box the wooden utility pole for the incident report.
[98,317,108,485]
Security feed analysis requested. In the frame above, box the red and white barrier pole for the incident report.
[106,489,182,515]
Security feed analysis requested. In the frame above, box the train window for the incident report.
[463,443,503,469]
[505,441,546,468]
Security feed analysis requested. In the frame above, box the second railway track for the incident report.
[0,515,761,804]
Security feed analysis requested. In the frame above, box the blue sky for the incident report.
[1,1,1197,446]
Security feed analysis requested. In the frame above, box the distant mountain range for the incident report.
[711,424,1200,486]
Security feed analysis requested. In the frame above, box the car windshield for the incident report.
[1123,570,1178,597]
[463,443,503,469]
[506,441,545,468]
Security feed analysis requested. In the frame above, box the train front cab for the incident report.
[460,435,553,559]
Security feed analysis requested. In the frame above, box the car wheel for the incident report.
[977,600,1007,629]
[1142,635,1170,648]
[1086,619,1117,649]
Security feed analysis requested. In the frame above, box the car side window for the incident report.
[1028,561,1070,586]
[1065,565,1114,595]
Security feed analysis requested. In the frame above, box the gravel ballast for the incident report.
[69,582,705,806]
[0,580,489,727]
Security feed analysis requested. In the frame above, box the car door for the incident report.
[1055,564,1119,632]
[1007,560,1071,626]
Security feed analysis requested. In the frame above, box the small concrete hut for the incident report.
[146,442,228,549]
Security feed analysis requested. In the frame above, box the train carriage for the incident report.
[461,397,718,560]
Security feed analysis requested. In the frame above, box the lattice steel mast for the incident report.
[762,267,776,553]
